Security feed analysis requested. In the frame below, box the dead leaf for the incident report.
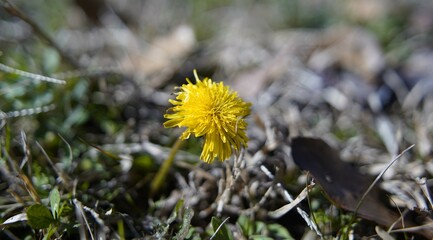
[291,137,433,238]
[0,213,27,228]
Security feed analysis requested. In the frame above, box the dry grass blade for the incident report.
[73,198,95,240]
[375,115,398,155]
[210,217,230,240]
[19,131,29,170]
[82,205,109,240]
[261,165,323,238]
[375,226,395,240]
[0,213,27,228]
[269,182,314,218]
[18,172,40,204]
[354,144,415,217]
[0,63,66,84]
[389,223,433,236]
[0,105,56,120]
[35,141,72,189]
[2,1,433,239]
[416,178,433,210]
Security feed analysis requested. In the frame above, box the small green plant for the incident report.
[25,187,72,239]
[150,199,197,240]
[207,215,294,240]
[210,216,233,240]
[313,208,359,239]
[236,215,294,240]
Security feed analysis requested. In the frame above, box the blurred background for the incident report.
[1,0,433,239]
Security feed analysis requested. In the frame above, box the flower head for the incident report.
[164,70,251,163]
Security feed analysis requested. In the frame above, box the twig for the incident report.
[1,0,79,67]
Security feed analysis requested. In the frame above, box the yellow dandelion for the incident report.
[164,70,251,163]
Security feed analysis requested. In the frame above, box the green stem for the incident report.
[150,138,183,197]
[117,219,125,240]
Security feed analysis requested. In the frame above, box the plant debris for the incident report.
[1,0,433,239]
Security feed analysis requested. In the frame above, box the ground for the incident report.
[1,0,433,239]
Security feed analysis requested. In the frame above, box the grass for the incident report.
[1,0,433,239]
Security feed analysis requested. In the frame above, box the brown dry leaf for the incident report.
[291,137,433,238]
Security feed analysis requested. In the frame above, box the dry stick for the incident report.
[352,144,415,224]
[1,0,79,68]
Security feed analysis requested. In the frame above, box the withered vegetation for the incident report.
[1,0,433,239]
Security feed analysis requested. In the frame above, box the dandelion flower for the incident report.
[164,70,251,163]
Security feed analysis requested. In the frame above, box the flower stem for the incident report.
[150,138,183,197]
